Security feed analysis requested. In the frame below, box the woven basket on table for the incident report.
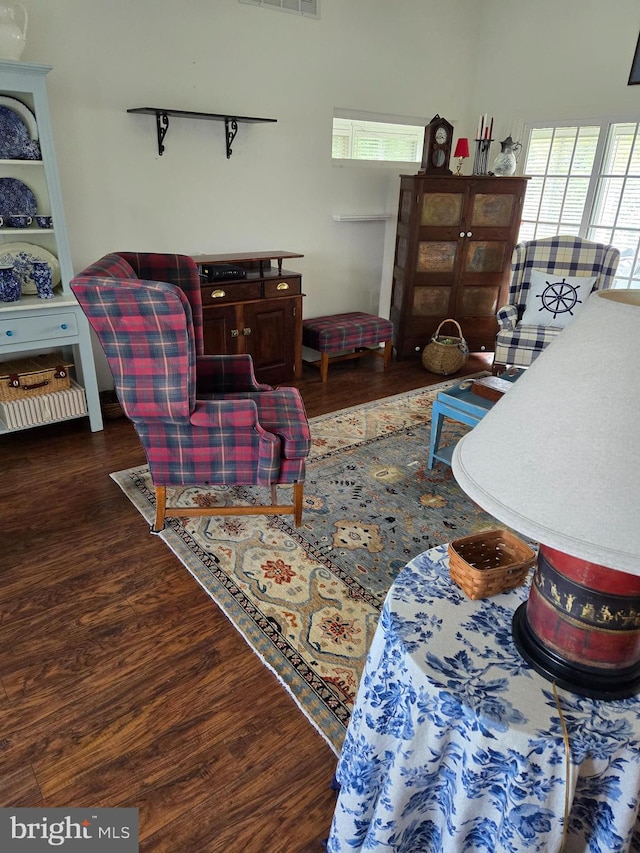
[421,319,469,375]
[448,529,536,600]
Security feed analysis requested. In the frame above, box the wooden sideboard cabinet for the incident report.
[191,251,304,386]
[390,174,529,359]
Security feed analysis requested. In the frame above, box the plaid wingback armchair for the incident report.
[71,252,311,530]
[493,236,620,372]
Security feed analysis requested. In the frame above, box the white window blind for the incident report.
[520,121,640,288]
[589,123,640,287]
[332,117,423,163]
[520,126,600,240]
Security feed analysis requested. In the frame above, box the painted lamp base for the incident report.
[512,545,640,700]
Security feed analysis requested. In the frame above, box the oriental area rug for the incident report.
[111,376,509,755]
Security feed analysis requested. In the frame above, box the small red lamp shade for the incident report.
[454,138,470,158]
[453,138,470,175]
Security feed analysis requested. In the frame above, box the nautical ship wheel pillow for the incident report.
[520,268,598,328]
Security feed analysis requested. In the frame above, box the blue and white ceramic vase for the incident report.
[32,261,53,299]
[0,264,20,301]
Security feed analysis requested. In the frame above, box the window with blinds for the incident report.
[332,117,423,163]
[520,121,640,289]
[589,123,640,287]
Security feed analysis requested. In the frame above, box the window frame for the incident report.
[331,108,431,169]
[519,116,640,289]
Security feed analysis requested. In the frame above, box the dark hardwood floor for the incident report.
[0,352,491,852]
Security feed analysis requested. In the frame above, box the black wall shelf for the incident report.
[127,108,277,158]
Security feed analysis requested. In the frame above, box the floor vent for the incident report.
[239,0,319,19]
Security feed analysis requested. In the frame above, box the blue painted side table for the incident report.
[428,371,522,468]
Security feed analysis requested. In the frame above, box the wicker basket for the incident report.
[0,353,72,402]
[99,390,125,420]
[422,319,469,375]
[448,529,536,600]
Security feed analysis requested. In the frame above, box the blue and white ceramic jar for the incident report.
[32,261,53,298]
[0,264,20,301]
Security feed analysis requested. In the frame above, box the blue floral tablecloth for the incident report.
[327,545,640,852]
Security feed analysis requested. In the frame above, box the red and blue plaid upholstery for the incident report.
[302,312,393,353]
[117,252,205,355]
[196,354,271,395]
[71,253,311,489]
[495,236,620,368]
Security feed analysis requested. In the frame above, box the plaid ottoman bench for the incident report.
[302,312,393,382]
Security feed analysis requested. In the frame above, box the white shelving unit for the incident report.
[0,60,102,433]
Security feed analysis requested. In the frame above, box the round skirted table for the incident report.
[327,545,640,853]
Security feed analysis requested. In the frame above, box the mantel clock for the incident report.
[420,114,454,175]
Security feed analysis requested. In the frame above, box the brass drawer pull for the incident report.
[211,289,226,299]
[276,282,289,291]
[243,327,252,336]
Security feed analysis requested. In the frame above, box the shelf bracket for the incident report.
[225,117,238,159]
[156,111,170,156]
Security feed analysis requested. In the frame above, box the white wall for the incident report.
[18,0,640,387]
[21,0,476,314]
[464,0,640,145]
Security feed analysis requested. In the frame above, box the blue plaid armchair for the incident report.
[71,252,311,531]
[493,236,620,372]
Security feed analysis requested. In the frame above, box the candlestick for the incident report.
[472,137,494,175]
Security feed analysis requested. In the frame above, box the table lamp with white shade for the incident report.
[452,289,640,699]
